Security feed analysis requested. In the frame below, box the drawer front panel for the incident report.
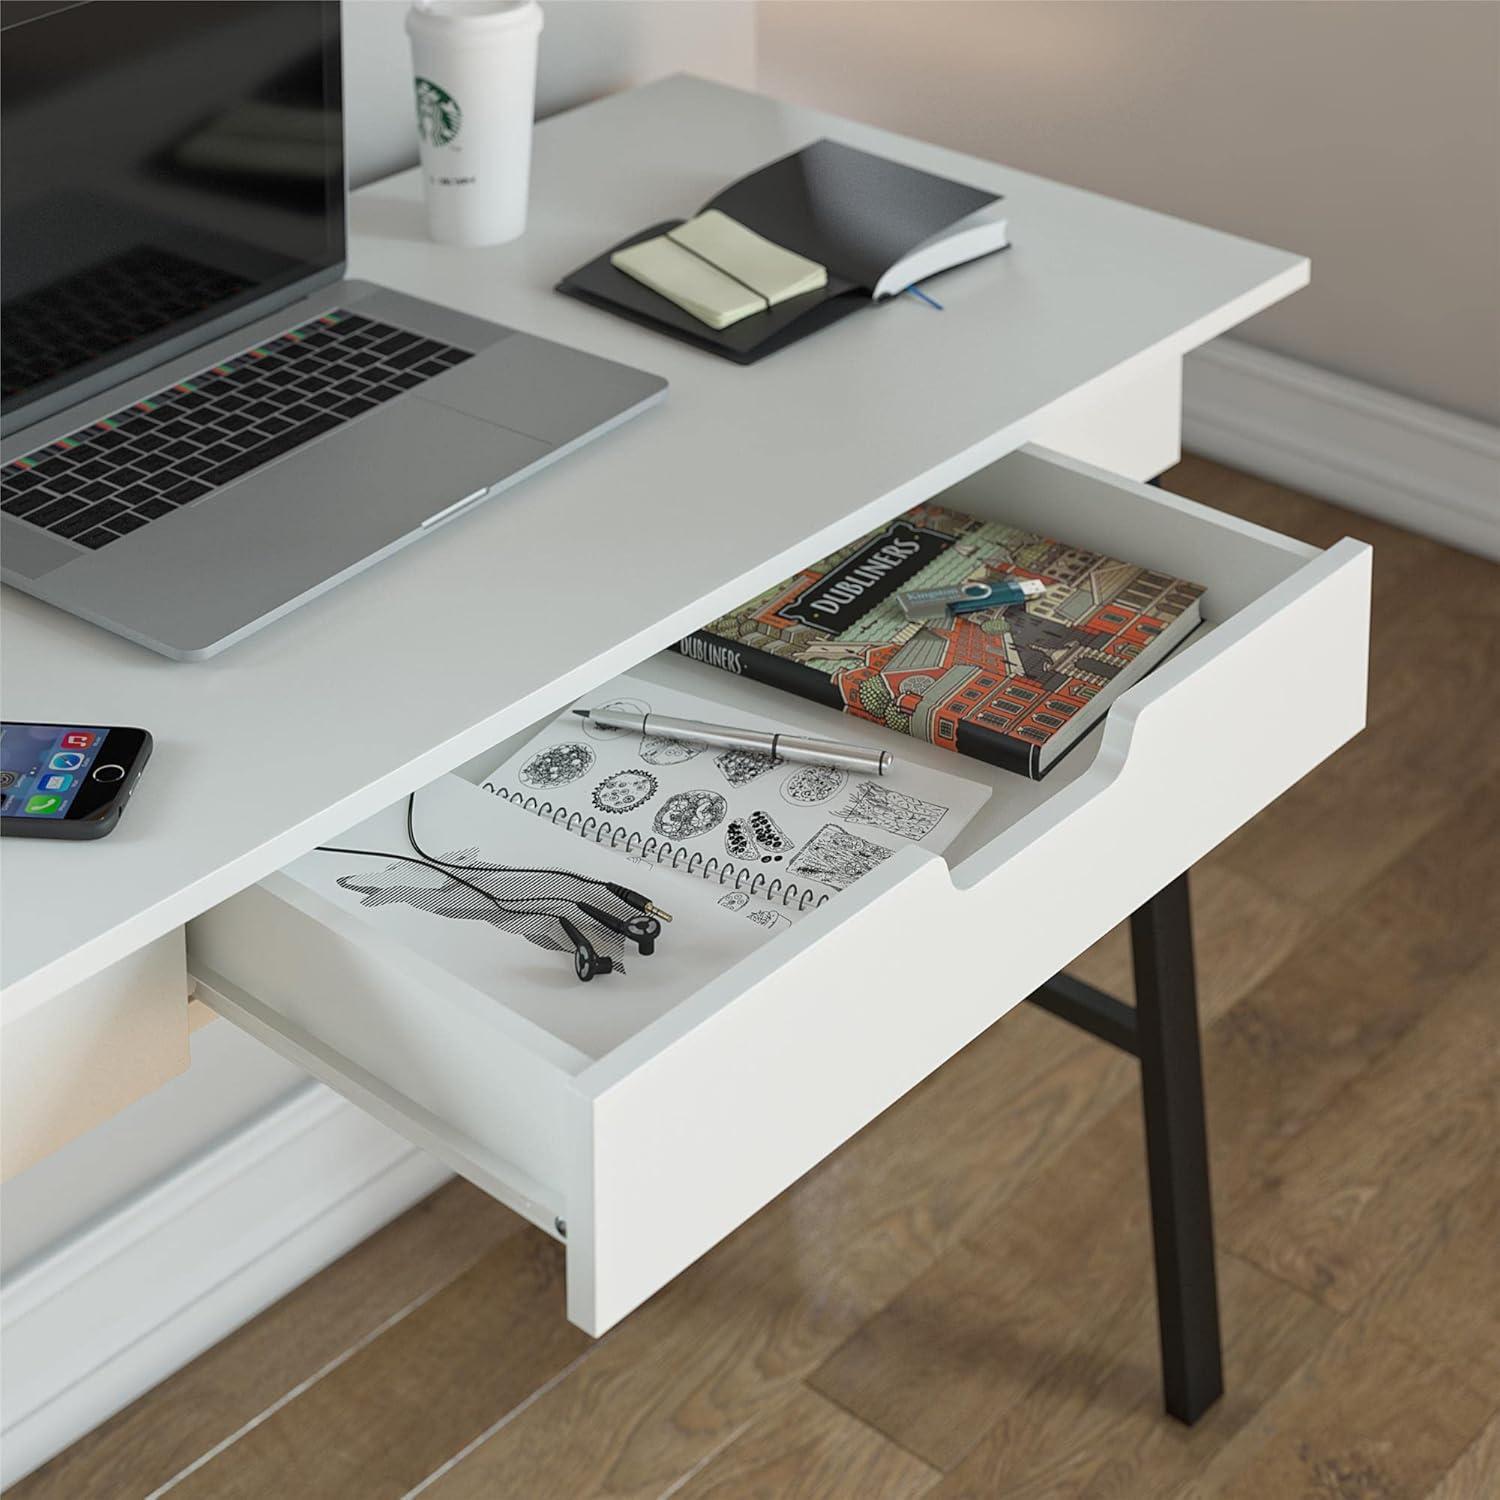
[577,855,1038,1334]
[572,538,1371,1333]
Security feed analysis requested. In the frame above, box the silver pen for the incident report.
[571,707,892,776]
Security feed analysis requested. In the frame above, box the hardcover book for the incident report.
[677,502,1206,779]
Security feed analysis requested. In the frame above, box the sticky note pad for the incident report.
[611,236,766,331]
[610,211,827,331]
[668,211,827,304]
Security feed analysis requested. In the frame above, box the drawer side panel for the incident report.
[188,886,572,1222]
[2,929,188,1181]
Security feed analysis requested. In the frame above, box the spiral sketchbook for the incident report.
[480,673,992,919]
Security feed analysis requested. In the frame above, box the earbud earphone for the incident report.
[577,901,660,955]
[556,915,614,981]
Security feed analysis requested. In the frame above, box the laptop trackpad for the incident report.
[3,522,81,580]
[56,399,550,655]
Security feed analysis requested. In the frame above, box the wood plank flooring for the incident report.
[13,457,1499,1499]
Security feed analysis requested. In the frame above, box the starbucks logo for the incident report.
[414,77,462,146]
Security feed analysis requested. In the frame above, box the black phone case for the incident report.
[1,730,151,840]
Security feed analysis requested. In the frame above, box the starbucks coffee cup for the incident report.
[406,0,544,246]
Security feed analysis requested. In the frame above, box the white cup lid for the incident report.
[407,1,543,38]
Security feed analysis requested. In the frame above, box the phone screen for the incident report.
[0,723,113,819]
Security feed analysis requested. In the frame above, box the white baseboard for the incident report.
[0,1083,450,1489]
[1183,339,1500,561]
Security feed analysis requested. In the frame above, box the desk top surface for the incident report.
[0,76,1305,1015]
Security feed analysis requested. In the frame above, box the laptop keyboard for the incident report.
[1,310,473,551]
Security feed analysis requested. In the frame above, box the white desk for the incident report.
[0,78,1369,1418]
[1,76,1306,1016]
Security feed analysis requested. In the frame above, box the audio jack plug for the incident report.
[605,883,673,923]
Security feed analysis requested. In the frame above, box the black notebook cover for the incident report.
[559,222,865,365]
[704,139,996,291]
[558,140,999,365]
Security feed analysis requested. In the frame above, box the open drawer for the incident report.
[187,446,1370,1336]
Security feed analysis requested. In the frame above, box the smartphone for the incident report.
[1,723,152,840]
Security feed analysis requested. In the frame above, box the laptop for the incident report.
[0,1,665,660]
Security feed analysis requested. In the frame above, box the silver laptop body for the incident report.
[0,3,664,661]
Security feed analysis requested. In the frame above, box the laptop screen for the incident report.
[1,1,343,424]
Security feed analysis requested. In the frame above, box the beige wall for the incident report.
[345,0,757,186]
[758,0,1500,424]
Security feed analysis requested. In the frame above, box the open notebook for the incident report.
[560,139,1009,363]
[481,673,992,916]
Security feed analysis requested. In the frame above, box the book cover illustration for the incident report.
[680,502,1205,777]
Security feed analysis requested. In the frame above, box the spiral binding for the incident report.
[482,784,831,912]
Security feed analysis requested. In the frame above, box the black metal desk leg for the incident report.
[1130,871,1224,1424]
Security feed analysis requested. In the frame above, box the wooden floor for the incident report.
[15,458,1499,1500]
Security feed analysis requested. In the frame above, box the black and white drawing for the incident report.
[714,746,779,787]
[724,818,754,860]
[591,768,659,814]
[718,890,750,911]
[835,782,948,841]
[780,764,848,806]
[579,696,650,742]
[519,742,595,789]
[639,734,703,766]
[653,789,727,840]
[725,809,797,864]
[787,822,893,891]
[335,850,557,952]
[745,908,791,932]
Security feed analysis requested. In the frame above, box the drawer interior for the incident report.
[456,446,1321,901]
[302,439,1329,1072]
[203,442,1331,1082]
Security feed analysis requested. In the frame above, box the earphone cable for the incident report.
[404,795,672,922]
[404,794,612,889]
